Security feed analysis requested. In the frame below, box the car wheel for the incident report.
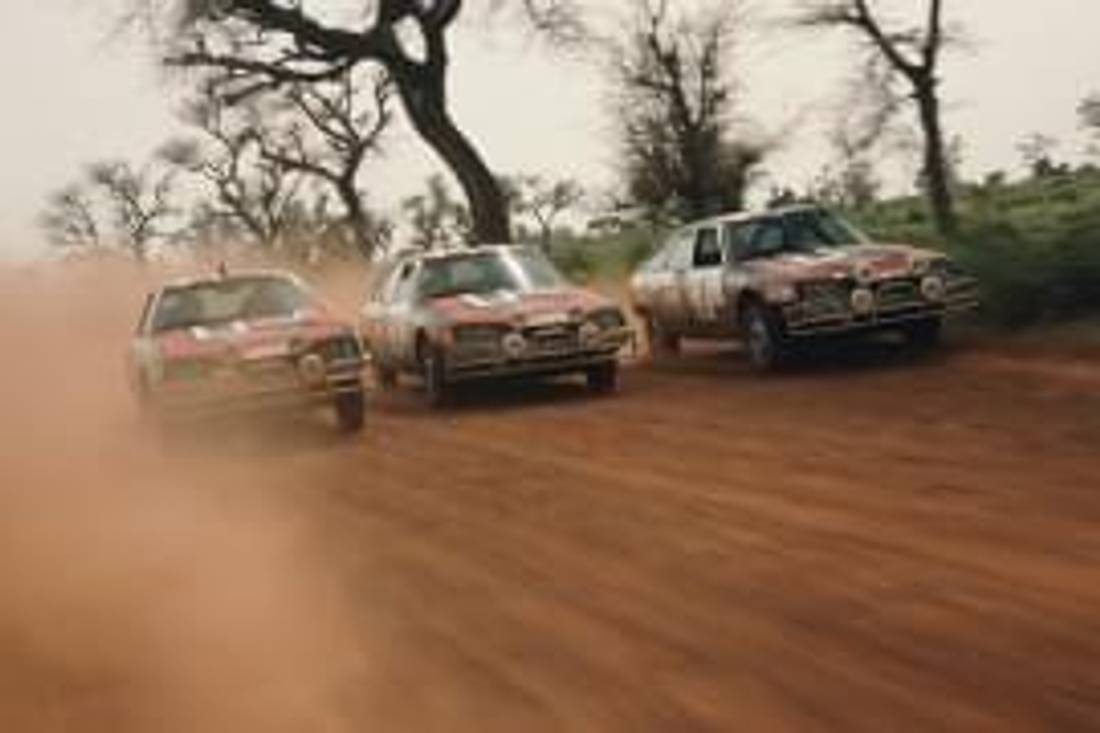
[586,360,619,395]
[740,301,787,373]
[645,314,681,359]
[420,342,449,408]
[333,382,366,432]
[904,317,943,350]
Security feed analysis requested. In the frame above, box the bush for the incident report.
[547,228,663,284]
[949,215,1100,328]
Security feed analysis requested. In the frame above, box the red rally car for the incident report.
[129,269,366,432]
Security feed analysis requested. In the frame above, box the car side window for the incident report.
[666,229,696,271]
[749,219,786,258]
[390,262,420,304]
[692,227,723,268]
[725,222,755,262]
[377,264,408,305]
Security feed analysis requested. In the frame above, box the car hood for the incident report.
[427,288,612,326]
[154,309,350,362]
[751,243,940,283]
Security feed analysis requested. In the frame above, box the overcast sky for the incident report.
[2,0,1098,259]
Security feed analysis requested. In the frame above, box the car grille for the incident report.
[524,324,578,354]
[800,281,851,320]
[876,278,922,311]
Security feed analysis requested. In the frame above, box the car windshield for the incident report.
[417,248,567,299]
[151,276,310,333]
[783,209,869,251]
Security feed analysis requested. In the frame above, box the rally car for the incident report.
[129,269,365,431]
[630,206,980,370]
[359,245,632,405]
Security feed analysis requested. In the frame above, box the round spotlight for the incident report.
[579,321,602,345]
[850,287,875,315]
[920,275,946,302]
[298,353,327,387]
[501,332,527,359]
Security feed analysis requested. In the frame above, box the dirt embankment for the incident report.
[2,260,1099,731]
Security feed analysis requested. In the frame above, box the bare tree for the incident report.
[1078,94,1100,158]
[167,99,309,252]
[255,70,394,258]
[612,0,765,221]
[506,174,584,248]
[1017,132,1063,179]
[402,173,471,250]
[794,0,959,234]
[38,184,103,251]
[86,159,177,261]
[146,0,511,243]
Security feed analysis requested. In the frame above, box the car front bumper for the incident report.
[445,328,631,382]
[782,281,980,337]
[148,357,363,420]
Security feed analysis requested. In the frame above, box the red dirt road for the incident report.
[2,265,1100,731]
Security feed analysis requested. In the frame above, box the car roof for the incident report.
[378,244,531,267]
[159,268,303,292]
[685,204,825,230]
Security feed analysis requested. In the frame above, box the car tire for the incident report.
[586,360,619,395]
[333,383,366,432]
[904,317,943,350]
[645,314,681,359]
[420,342,449,408]
[740,300,788,373]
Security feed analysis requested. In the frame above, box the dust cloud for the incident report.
[0,260,367,732]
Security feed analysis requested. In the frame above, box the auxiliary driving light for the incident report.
[298,353,327,387]
[850,287,875,315]
[920,275,946,302]
[579,321,602,345]
[501,332,527,359]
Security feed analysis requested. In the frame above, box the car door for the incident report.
[387,263,423,370]
[657,228,696,333]
[361,262,416,368]
[683,225,726,335]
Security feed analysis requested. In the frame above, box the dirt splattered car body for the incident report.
[630,206,980,370]
[130,270,366,431]
[359,245,632,404]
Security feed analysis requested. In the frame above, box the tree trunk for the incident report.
[337,177,374,259]
[915,84,957,235]
[395,80,511,245]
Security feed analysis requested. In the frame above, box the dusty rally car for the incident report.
[630,205,980,371]
[359,245,632,405]
[129,269,366,431]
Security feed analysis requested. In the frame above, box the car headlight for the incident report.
[850,287,875,315]
[588,308,627,331]
[920,275,946,302]
[501,331,527,358]
[298,353,327,387]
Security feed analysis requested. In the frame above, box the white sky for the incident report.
[2,0,1099,259]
